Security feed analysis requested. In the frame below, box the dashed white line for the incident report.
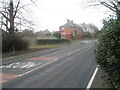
[75,50,80,52]
[78,49,81,51]
[67,45,92,56]
[86,65,99,89]
[67,53,72,56]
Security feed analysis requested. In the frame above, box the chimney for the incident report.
[10,0,13,2]
[67,19,70,23]
[71,20,73,24]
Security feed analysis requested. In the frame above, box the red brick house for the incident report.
[59,20,84,39]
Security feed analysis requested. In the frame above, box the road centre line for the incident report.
[18,59,59,77]
[86,65,99,89]
[67,53,73,56]
[76,49,80,52]
[67,45,92,56]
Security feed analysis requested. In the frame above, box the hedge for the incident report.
[95,18,120,88]
[36,39,70,44]
[2,34,29,52]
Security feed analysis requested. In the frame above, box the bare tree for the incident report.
[0,0,35,34]
[86,0,120,20]
[100,0,120,20]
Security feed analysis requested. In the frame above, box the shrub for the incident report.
[95,18,120,88]
[53,31,61,39]
[2,34,29,52]
[36,39,69,44]
[80,32,92,38]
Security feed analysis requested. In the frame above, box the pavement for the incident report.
[1,40,103,88]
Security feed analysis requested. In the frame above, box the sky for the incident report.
[26,0,111,32]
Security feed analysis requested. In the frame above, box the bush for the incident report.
[53,31,61,39]
[36,39,69,44]
[95,18,120,88]
[80,32,92,38]
[2,34,29,52]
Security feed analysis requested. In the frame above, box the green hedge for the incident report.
[36,39,70,44]
[2,34,29,52]
[95,18,120,88]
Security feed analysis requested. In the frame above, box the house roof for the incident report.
[43,29,50,34]
[59,20,82,30]
[80,23,96,33]
[72,23,83,30]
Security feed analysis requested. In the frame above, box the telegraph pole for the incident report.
[9,0,14,34]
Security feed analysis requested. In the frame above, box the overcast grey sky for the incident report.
[28,0,110,32]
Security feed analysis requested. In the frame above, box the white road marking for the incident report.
[2,44,93,79]
[3,57,14,60]
[19,59,59,77]
[67,53,72,56]
[0,62,39,69]
[86,65,99,89]
[54,59,58,60]
[78,49,81,51]
[67,45,92,56]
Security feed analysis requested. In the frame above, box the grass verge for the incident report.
[2,40,80,58]
[29,40,81,49]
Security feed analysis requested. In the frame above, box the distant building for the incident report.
[35,29,51,36]
[81,23,98,33]
[42,29,51,35]
[59,20,84,39]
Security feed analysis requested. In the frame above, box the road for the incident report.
[1,40,97,88]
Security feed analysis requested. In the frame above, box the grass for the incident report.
[29,40,79,49]
[3,40,81,58]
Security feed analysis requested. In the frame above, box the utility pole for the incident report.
[9,0,14,34]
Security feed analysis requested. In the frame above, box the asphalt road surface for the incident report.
[1,40,97,88]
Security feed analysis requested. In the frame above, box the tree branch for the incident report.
[0,12,10,22]
[13,0,34,18]
[0,21,10,31]
[17,3,32,11]
[100,1,117,12]
[13,0,20,19]
[111,2,119,12]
